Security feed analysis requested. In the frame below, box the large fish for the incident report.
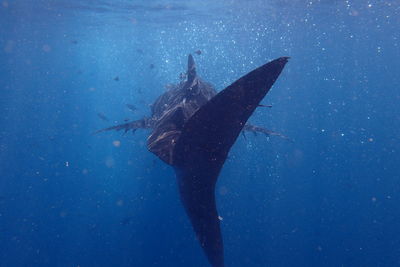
[97,54,289,266]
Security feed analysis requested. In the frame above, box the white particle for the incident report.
[112,140,121,147]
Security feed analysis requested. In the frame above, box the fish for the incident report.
[120,216,134,225]
[126,104,137,112]
[96,54,289,266]
[149,63,155,69]
[194,49,202,55]
[114,76,120,81]
[97,112,109,122]
[179,72,187,81]
[165,83,176,90]
[258,104,273,108]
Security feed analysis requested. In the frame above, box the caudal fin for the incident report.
[173,57,289,267]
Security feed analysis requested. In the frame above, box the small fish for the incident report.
[179,73,187,81]
[165,83,175,90]
[149,64,155,69]
[71,40,78,44]
[97,112,109,121]
[258,104,272,108]
[194,50,202,55]
[152,158,158,166]
[126,104,137,112]
[120,216,134,225]
[114,76,120,81]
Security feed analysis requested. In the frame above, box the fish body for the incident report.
[97,54,289,266]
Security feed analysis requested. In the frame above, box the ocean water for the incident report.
[0,1,399,266]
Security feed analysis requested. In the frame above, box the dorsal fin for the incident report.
[187,54,197,83]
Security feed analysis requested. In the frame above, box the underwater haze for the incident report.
[0,0,399,266]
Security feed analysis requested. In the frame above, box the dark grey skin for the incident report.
[97,55,289,267]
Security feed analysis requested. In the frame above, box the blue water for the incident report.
[1,1,399,266]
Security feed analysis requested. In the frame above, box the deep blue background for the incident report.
[0,1,399,266]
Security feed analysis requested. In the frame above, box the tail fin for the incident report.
[173,57,289,267]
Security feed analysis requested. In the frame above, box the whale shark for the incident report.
[96,54,289,267]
